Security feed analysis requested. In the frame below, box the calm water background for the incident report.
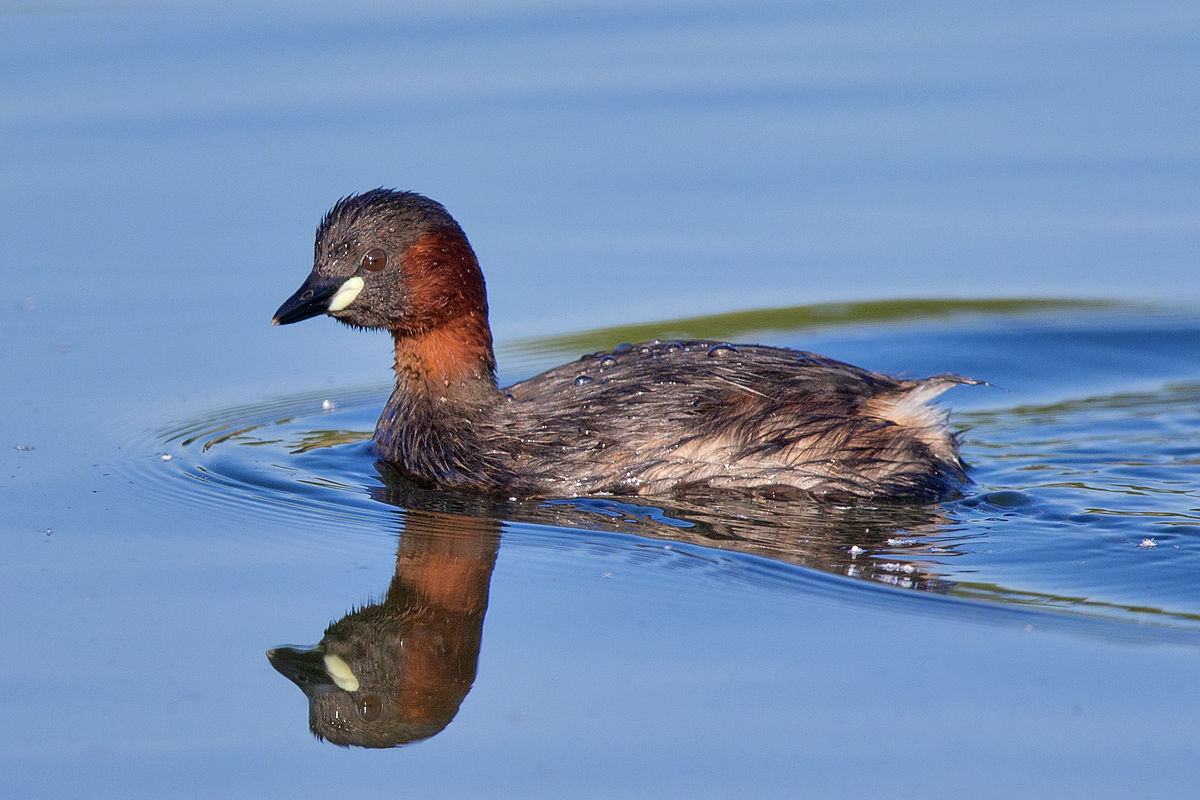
[3,2,1199,797]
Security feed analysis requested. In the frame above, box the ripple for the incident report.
[127,385,391,536]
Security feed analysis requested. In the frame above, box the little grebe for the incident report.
[273,189,974,500]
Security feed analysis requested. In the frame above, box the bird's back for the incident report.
[495,340,971,499]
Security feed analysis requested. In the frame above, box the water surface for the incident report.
[4,2,1200,798]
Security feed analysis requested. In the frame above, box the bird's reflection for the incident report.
[268,508,499,748]
[269,467,962,747]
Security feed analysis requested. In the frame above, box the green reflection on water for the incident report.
[951,581,1200,625]
[503,297,1114,361]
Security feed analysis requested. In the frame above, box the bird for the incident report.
[273,189,975,500]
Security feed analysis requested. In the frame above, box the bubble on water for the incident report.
[160,454,173,462]
[599,356,617,369]
[1139,538,1158,548]
[574,374,594,386]
[322,399,337,411]
[14,444,34,452]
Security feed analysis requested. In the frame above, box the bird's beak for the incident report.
[271,273,344,325]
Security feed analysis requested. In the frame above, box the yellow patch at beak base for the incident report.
[323,653,360,692]
[328,276,365,312]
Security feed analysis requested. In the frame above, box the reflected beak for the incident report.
[266,646,339,696]
[271,273,343,325]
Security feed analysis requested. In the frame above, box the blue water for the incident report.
[4,2,1200,798]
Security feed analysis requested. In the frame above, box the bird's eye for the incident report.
[363,248,388,271]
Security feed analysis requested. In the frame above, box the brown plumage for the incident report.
[273,189,975,500]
